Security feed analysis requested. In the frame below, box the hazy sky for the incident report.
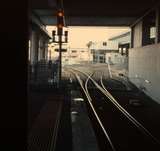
[46,26,130,48]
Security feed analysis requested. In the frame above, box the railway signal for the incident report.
[50,9,68,87]
[57,10,64,35]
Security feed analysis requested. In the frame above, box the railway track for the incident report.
[64,67,160,151]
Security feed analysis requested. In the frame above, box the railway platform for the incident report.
[28,84,72,151]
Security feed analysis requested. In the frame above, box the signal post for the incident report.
[52,9,68,87]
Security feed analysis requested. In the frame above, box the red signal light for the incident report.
[57,10,64,28]
[57,11,64,17]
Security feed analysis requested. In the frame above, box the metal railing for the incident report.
[28,60,58,87]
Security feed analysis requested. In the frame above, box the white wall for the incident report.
[133,21,143,48]
[106,53,126,64]
[129,43,160,103]
[62,48,91,65]
[90,41,118,50]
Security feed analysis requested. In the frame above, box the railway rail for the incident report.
[65,67,160,151]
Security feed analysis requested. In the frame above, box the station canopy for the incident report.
[30,0,159,26]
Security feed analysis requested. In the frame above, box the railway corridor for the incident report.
[64,63,160,151]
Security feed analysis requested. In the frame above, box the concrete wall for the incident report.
[133,21,143,47]
[106,53,126,64]
[129,43,160,103]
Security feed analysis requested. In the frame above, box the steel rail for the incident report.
[100,75,160,145]
[84,74,116,151]
[67,68,116,151]
[67,67,160,145]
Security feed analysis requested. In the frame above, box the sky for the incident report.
[46,26,130,48]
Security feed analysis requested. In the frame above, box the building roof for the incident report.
[30,12,52,39]
[108,31,131,45]
[109,31,130,41]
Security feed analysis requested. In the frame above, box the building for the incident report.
[88,41,119,63]
[48,44,91,65]
[128,8,160,102]
[109,31,131,56]
[29,12,52,84]
[62,48,90,65]
[29,12,51,64]
[108,31,131,70]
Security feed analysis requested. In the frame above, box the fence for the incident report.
[28,60,58,87]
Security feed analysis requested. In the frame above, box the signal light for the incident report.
[57,11,64,17]
[57,10,64,29]
[58,24,63,29]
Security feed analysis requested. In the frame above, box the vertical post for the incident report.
[130,26,134,48]
[57,9,64,88]
[59,33,62,86]
[155,6,160,43]
[49,49,51,60]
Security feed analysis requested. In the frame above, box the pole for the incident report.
[58,33,62,87]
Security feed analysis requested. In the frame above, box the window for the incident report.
[142,10,156,45]
[91,49,94,53]
[71,56,77,58]
[99,56,104,63]
[150,27,156,39]
[103,42,107,46]
[72,50,77,53]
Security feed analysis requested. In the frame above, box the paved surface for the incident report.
[109,61,128,77]
[71,90,99,151]
[28,89,62,131]
[28,100,62,151]
[28,87,72,151]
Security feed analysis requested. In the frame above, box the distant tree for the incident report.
[86,41,93,49]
